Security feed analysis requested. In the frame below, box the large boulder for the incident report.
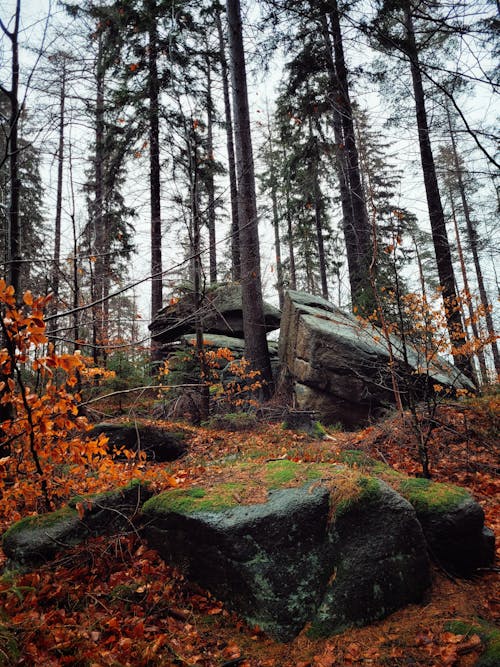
[398,477,495,576]
[279,290,474,427]
[150,283,281,344]
[142,461,431,640]
[2,482,151,568]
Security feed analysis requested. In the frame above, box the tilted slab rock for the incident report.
[150,283,281,344]
[2,482,151,568]
[141,461,431,640]
[279,290,474,427]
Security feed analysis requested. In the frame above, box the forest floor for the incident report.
[0,394,498,667]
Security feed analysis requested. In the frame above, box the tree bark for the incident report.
[446,107,500,379]
[319,9,371,311]
[226,0,273,393]
[403,5,473,380]
[216,8,240,282]
[205,52,217,284]
[1,0,22,298]
[49,55,66,341]
[147,0,163,364]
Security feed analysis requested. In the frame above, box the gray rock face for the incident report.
[150,284,281,344]
[2,482,151,568]
[142,476,431,641]
[89,423,187,462]
[414,496,496,576]
[279,290,474,427]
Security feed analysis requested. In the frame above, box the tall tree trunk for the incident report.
[205,52,217,284]
[226,0,273,393]
[1,0,22,297]
[49,55,66,342]
[283,148,297,290]
[327,1,372,309]
[319,10,370,310]
[148,0,163,364]
[403,6,472,380]
[446,107,500,379]
[308,120,328,299]
[448,187,487,383]
[93,34,106,365]
[266,112,284,308]
[215,8,240,282]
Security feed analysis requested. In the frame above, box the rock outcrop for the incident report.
[3,459,493,639]
[279,290,474,427]
[142,461,431,641]
[150,284,281,345]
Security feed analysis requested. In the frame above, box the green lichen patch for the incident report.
[2,506,78,542]
[397,477,471,513]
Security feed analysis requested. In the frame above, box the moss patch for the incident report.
[333,476,381,519]
[142,483,248,514]
[2,506,78,542]
[68,479,146,508]
[397,478,471,513]
[444,620,500,667]
[143,460,379,523]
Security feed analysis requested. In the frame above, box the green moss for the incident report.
[2,506,77,541]
[312,421,327,439]
[444,620,500,667]
[333,476,381,519]
[68,479,147,508]
[337,450,377,468]
[398,478,471,513]
[264,460,324,488]
[142,483,247,515]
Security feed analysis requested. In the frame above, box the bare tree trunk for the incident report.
[448,187,487,384]
[0,0,21,297]
[216,8,240,282]
[446,108,500,379]
[328,1,372,308]
[266,113,284,308]
[404,6,473,381]
[283,147,297,290]
[226,0,273,394]
[205,53,217,285]
[319,10,370,310]
[147,0,163,365]
[49,55,66,343]
[93,33,106,365]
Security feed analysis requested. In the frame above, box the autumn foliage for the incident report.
[0,282,173,523]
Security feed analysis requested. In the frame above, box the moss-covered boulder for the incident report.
[337,451,495,576]
[142,461,431,641]
[398,477,495,576]
[2,482,151,569]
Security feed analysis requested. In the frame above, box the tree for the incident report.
[226,0,273,392]
[370,0,474,379]
[0,0,22,298]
